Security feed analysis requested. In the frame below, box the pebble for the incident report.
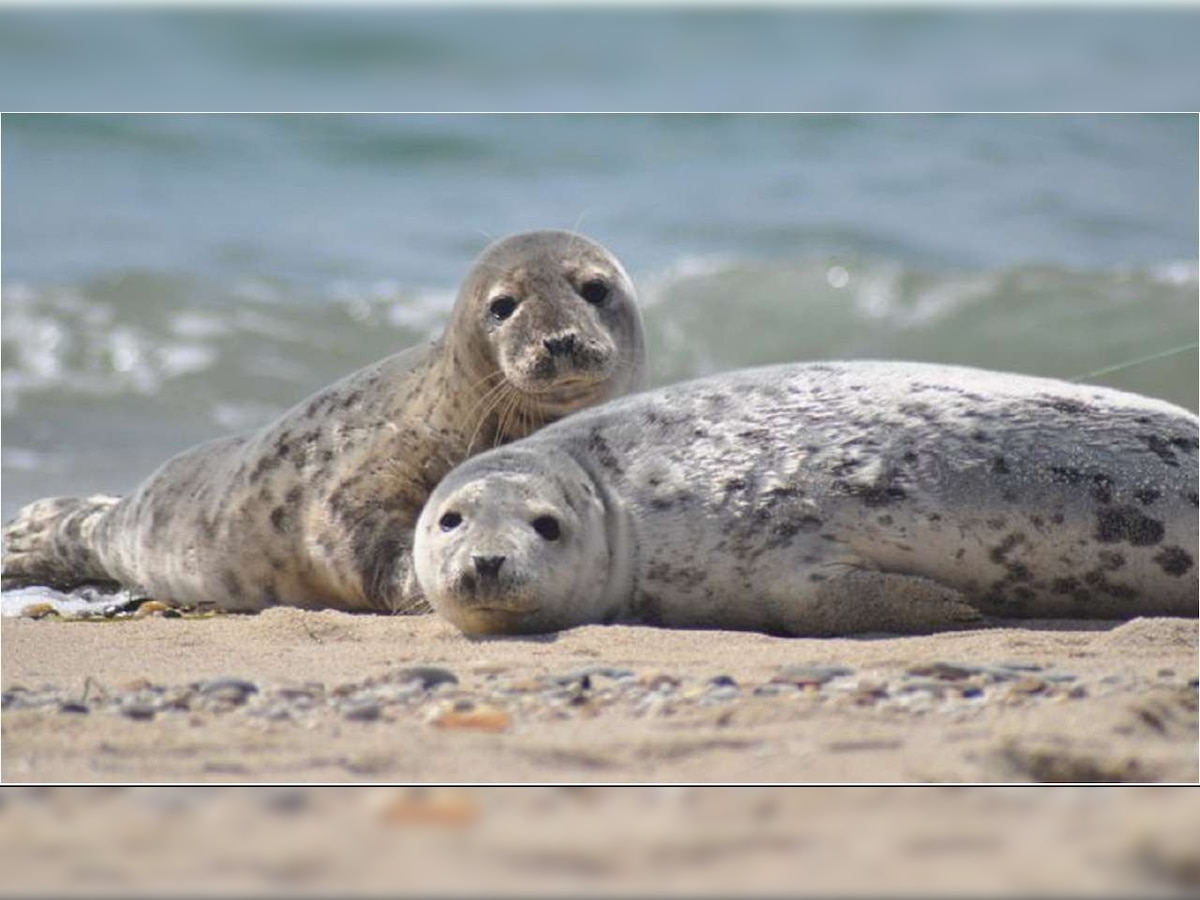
[20,603,59,620]
[470,662,509,676]
[342,701,382,722]
[276,683,324,701]
[379,789,479,827]
[571,666,636,681]
[254,705,294,722]
[896,680,952,698]
[395,666,459,691]
[1007,677,1050,696]
[121,703,156,721]
[200,678,258,705]
[429,701,510,733]
[505,678,546,693]
[704,685,740,703]
[548,672,593,690]
[260,787,310,815]
[849,687,888,707]
[905,662,983,681]
[58,701,89,714]
[639,671,681,690]
[133,601,171,618]
[771,665,854,688]
[995,661,1044,672]
[752,683,796,697]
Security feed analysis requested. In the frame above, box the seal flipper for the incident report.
[2,495,122,591]
[804,569,983,636]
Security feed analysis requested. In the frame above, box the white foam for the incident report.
[157,343,219,378]
[0,586,102,618]
[1148,260,1199,286]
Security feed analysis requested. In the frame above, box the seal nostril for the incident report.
[472,555,506,578]
[543,334,577,358]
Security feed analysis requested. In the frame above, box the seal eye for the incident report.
[531,516,561,541]
[439,511,463,532]
[489,296,518,322]
[580,279,609,305]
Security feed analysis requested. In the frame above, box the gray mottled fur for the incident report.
[3,231,646,612]
[416,361,1198,635]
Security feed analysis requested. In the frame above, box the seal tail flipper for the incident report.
[2,495,123,591]
[807,570,984,636]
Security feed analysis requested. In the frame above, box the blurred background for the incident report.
[1,785,1198,895]
[2,6,1200,111]
[3,112,1196,520]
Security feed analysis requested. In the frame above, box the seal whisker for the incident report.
[465,377,520,455]
[495,390,524,449]
[461,371,511,429]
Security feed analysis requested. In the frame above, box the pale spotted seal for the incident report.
[414,361,1198,635]
[2,230,646,612]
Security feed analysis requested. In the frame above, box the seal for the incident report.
[2,230,646,613]
[414,361,1199,636]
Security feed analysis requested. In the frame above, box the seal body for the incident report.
[3,231,646,612]
[415,361,1199,635]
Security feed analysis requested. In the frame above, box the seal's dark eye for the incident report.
[489,296,518,322]
[580,279,609,305]
[531,516,561,541]
[439,512,463,532]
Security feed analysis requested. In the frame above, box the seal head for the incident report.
[450,231,645,426]
[415,448,617,634]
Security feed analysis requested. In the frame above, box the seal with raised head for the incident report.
[3,230,646,612]
[415,361,1198,635]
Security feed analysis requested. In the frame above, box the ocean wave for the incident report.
[4,258,1194,422]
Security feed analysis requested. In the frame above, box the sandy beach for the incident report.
[1,604,1199,896]
[3,607,1195,784]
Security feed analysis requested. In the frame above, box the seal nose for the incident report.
[472,555,506,578]
[543,333,578,358]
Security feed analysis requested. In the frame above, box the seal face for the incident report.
[2,231,646,613]
[414,449,618,634]
[416,361,1199,636]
